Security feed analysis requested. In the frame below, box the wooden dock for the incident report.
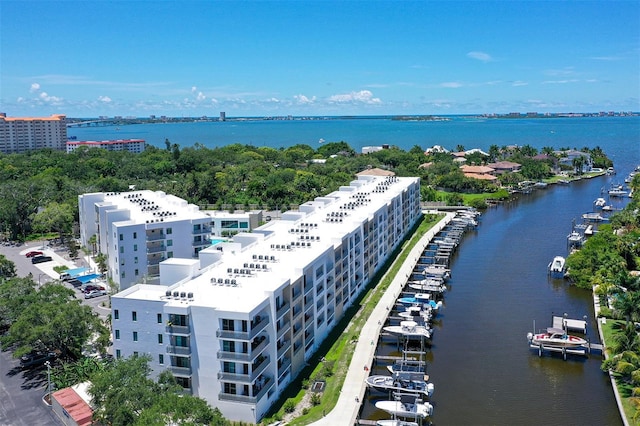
[552,315,587,333]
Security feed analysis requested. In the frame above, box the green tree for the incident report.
[31,201,75,241]
[0,254,16,279]
[1,282,108,358]
[89,355,224,425]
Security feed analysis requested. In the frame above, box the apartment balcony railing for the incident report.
[146,232,165,241]
[166,345,191,356]
[147,245,166,254]
[218,377,273,404]
[216,316,269,340]
[169,366,192,376]
[277,357,291,376]
[291,289,302,303]
[277,339,291,359]
[148,256,166,266]
[192,227,211,234]
[217,371,252,383]
[217,350,251,362]
[166,324,191,334]
[276,302,289,319]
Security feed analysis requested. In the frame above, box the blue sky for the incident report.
[1,1,638,117]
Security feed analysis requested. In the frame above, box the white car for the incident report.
[84,289,107,299]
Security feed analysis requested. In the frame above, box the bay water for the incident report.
[71,116,639,424]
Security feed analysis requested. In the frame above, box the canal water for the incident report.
[363,170,634,425]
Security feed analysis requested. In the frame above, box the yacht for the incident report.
[527,327,587,348]
[375,397,434,419]
[383,320,432,340]
[548,256,566,278]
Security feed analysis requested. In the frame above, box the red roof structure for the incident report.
[52,387,93,426]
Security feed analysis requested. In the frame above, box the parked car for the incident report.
[82,284,105,293]
[84,289,107,299]
[31,255,53,264]
[25,250,43,258]
[68,279,82,288]
[59,272,72,281]
[20,351,56,369]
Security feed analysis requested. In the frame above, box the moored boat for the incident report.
[387,359,426,375]
[376,420,419,426]
[375,398,434,419]
[383,320,433,340]
[593,197,606,208]
[365,371,435,397]
[548,255,566,278]
[527,327,587,348]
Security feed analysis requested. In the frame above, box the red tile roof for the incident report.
[52,387,93,426]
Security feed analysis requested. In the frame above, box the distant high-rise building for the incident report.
[0,113,67,153]
[220,112,226,121]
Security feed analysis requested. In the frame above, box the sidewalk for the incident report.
[310,212,454,426]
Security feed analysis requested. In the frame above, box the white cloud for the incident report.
[294,94,316,104]
[191,86,197,93]
[590,56,621,61]
[327,90,381,104]
[98,95,112,103]
[30,83,40,93]
[467,51,492,62]
[196,92,206,101]
[512,81,529,87]
[542,79,580,84]
[440,82,463,88]
[39,92,62,103]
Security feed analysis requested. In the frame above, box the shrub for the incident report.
[283,399,296,413]
[310,393,322,406]
[599,307,612,318]
[302,407,310,415]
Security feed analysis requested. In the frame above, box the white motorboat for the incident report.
[608,184,628,197]
[375,398,434,419]
[407,279,446,294]
[422,265,451,280]
[365,371,435,397]
[593,197,606,208]
[376,420,419,426]
[548,256,566,278]
[527,327,587,348]
[397,293,442,312]
[398,305,433,323]
[582,212,607,222]
[383,320,432,340]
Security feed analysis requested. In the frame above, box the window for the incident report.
[133,244,138,252]
[167,239,173,247]
[133,331,138,341]
[133,232,137,239]
[121,271,125,279]
[167,251,174,258]
[158,334,163,344]
[159,354,164,364]
[119,246,124,254]
[134,256,138,264]
[167,228,172,235]
[114,309,119,320]
[116,349,121,359]
[132,311,137,321]
[115,330,120,340]
[222,340,235,352]
[223,361,236,373]
[133,351,138,357]
[223,382,236,394]
[119,234,123,241]
[157,313,162,323]
[222,319,234,331]
[135,269,139,276]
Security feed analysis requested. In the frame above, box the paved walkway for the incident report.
[310,212,455,426]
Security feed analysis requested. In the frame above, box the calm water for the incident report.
[72,117,639,424]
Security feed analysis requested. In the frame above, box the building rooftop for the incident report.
[98,190,210,225]
[118,176,418,313]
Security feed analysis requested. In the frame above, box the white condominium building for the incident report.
[110,174,421,423]
[78,190,215,290]
[0,113,67,153]
[66,138,146,153]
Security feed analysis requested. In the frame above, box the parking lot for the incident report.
[0,241,110,425]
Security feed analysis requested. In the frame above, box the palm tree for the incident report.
[613,291,640,325]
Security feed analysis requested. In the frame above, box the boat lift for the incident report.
[527,316,602,360]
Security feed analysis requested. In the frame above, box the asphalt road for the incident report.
[0,241,108,425]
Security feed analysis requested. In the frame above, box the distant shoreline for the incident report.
[66,112,639,127]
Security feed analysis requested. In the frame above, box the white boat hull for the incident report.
[375,400,433,419]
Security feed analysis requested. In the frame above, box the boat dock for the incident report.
[552,315,587,333]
